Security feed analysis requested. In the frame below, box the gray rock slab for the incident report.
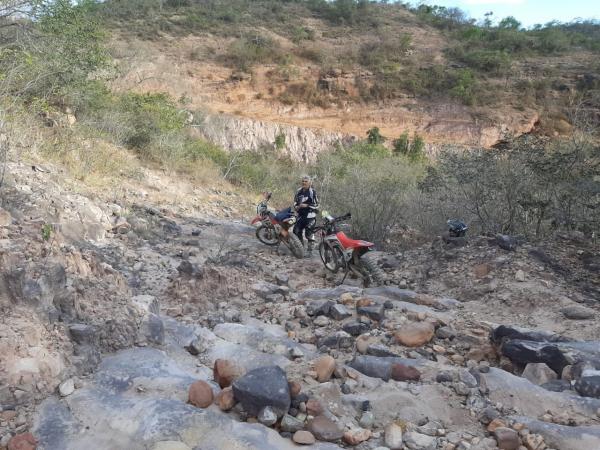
[484,368,600,419]
[298,286,362,300]
[213,322,315,360]
[33,345,339,450]
[510,416,600,450]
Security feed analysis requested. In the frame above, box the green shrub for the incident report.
[225,33,282,71]
[448,68,477,105]
[274,133,286,150]
[366,127,385,145]
[453,48,511,75]
[358,34,412,72]
[118,92,185,150]
[279,82,331,108]
[417,136,600,237]
[393,132,409,155]
[408,134,425,162]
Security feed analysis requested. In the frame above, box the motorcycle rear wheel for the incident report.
[319,241,344,272]
[285,233,304,259]
[256,224,279,246]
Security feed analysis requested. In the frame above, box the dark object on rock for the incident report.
[491,325,569,345]
[307,299,335,316]
[541,379,572,393]
[447,219,468,237]
[343,321,370,336]
[367,344,399,357]
[479,406,500,424]
[177,260,203,278]
[357,304,385,321]
[329,304,352,320]
[391,363,421,381]
[232,366,291,417]
[319,331,354,349]
[501,340,570,375]
[574,376,600,398]
[69,323,97,345]
[436,371,454,383]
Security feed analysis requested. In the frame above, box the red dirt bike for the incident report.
[315,211,384,287]
[251,192,304,259]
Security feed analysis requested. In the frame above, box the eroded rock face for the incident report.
[197,114,355,163]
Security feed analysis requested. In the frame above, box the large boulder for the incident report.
[232,366,291,417]
[575,376,600,398]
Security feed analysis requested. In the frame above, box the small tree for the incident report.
[366,127,385,145]
[392,132,409,155]
[498,16,521,30]
[408,133,425,161]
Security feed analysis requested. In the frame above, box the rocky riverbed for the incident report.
[1,160,599,450]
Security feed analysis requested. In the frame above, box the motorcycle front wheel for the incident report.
[285,233,305,259]
[319,241,344,272]
[256,224,279,246]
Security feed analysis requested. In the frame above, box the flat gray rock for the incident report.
[33,347,339,450]
[484,368,600,419]
[510,416,600,450]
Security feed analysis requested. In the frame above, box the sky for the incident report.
[410,0,600,28]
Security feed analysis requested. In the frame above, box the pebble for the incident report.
[384,422,403,449]
[293,430,316,445]
[188,380,213,408]
[313,316,330,327]
[314,355,336,382]
[59,378,75,397]
[281,414,304,433]
[307,416,343,441]
[493,427,520,450]
[258,406,277,427]
[359,411,375,429]
[215,387,235,411]
[343,428,371,445]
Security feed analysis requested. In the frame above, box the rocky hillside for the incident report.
[100,1,600,159]
[1,150,599,450]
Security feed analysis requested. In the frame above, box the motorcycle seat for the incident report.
[337,231,374,249]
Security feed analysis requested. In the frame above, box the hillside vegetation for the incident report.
[0,0,598,247]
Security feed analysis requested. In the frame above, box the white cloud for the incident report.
[463,0,526,5]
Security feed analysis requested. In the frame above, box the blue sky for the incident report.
[410,0,600,27]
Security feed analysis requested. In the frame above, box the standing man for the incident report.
[293,175,319,255]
